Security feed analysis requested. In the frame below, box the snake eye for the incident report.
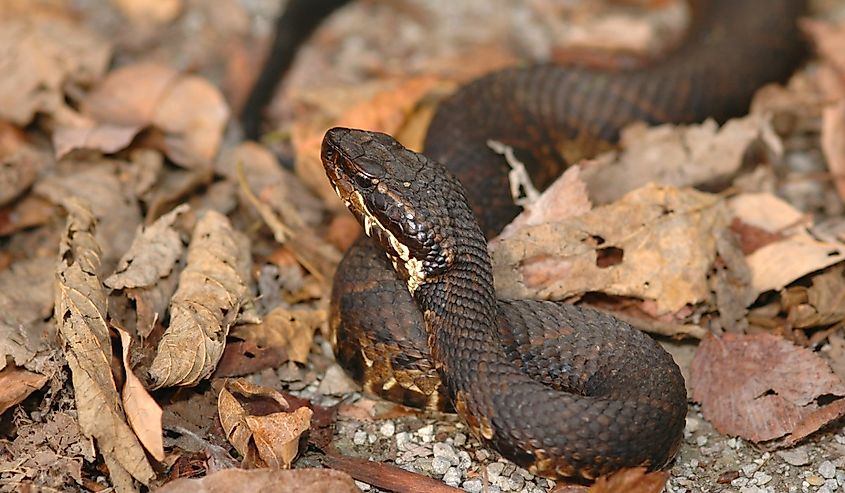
[352,156,385,178]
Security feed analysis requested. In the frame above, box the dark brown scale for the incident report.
[327,0,806,480]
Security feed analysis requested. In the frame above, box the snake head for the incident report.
[322,127,468,285]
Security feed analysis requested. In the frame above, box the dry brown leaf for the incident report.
[822,100,845,203]
[690,332,845,443]
[148,211,250,388]
[54,199,154,489]
[829,333,845,383]
[53,124,140,160]
[291,76,444,206]
[783,264,845,329]
[35,164,142,275]
[106,204,188,290]
[0,146,43,206]
[213,340,290,378]
[0,5,111,125]
[230,307,324,365]
[491,184,730,315]
[587,467,668,493]
[581,115,779,205]
[218,379,313,469]
[0,194,55,236]
[497,165,592,241]
[730,193,845,292]
[116,328,164,461]
[71,62,229,167]
[0,365,48,415]
[105,204,188,338]
[111,0,182,24]
[0,256,56,373]
[157,468,360,493]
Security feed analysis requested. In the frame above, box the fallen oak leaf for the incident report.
[0,5,111,125]
[156,468,361,493]
[230,306,324,365]
[55,198,155,489]
[586,467,668,493]
[116,327,164,461]
[580,114,780,205]
[63,62,229,167]
[218,379,312,469]
[0,364,48,415]
[0,256,56,373]
[690,332,845,444]
[148,210,250,388]
[491,183,730,316]
[105,204,189,339]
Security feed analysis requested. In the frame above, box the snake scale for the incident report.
[252,0,808,480]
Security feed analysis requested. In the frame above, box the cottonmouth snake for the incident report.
[313,0,807,481]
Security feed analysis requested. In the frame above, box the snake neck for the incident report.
[411,228,502,398]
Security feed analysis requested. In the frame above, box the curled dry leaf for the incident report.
[291,76,444,206]
[230,306,325,365]
[581,115,779,205]
[730,194,845,292]
[822,100,845,203]
[35,164,142,275]
[690,332,845,443]
[149,211,250,388]
[218,379,313,469]
[491,184,730,315]
[105,205,188,338]
[62,62,229,167]
[587,467,669,493]
[497,165,592,241]
[0,365,48,415]
[54,199,154,489]
[157,468,360,493]
[0,3,111,125]
[116,328,164,461]
[782,264,845,329]
[0,145,43,206]
[0,256,56,372]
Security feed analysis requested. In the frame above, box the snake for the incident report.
[313,0,808,480]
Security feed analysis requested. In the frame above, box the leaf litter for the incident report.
[2,0,845,492]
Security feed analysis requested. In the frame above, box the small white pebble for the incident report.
[431,456,451,476]
[453,432,467,447]
[353,430,367,445]
[754,471,772,486]
[354,480,371,491]
[442,467,461,486]
[379,421,395,437]
[395,431,411,451]
[732,477,749,487]
[820,461,837,480]
[696,436,708,446]
[742,463,760,477]
[824,478,839,491]
[463,479,483,493]
[685,417,701,433]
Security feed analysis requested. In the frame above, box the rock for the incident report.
[353,430,367,446]
[379,421,395,437]
[463,478,483,493]
[819,460,837,480]
[442,467,461,487]
[431,457,451,476]
[807,475,825,486]
[432,443,459,465]
[776,447,811,466]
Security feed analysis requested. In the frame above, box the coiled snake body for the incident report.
[323,0,806,480]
